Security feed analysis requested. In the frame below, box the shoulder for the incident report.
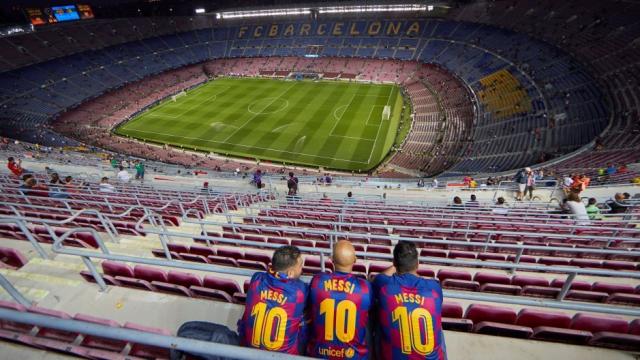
[372,273,391,288]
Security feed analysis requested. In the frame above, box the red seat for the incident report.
[550,279,592,291]
[133,265,168,283]
[506,254,537,263]
[0,300,32,333]
[0,247,28,268]
[74,314,126,351]
[442,302,473,331]
[570,259,603,268]
[538,257,571,266]
[217,248,243,260]
[292,239,315,248]
[238,259,268,271]
[448,250,476,259]
[189,245,215,257]
[207,256,239,267]
[202,275,241,296]
[151,281,192,297]
[115,276,156,291]
[190,286,235,302]
[565,290,609,303]
[267,237,289,246]
[101,261,134,278]
[180,253,209,263]
[28,307,77,342]
[473,272,511,285]
[571,314,629,334]
[511,275,549,288]
[514,309,592,342]
[465,304,532,338]
[167,243,189,254]
[369,263,393,274]
[592,282,635,295]
[366,245,391,254]
[606,293,640,305]
[420,249,447,258]
[477,253,507,262]
[417,267,435,278]
[602,260,636,271]
[167,271,202,288]
[244,252,271,267]
[124,322,171,359]
[438,269,478,291]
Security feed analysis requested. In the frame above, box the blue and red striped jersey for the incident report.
[372,273,447,360]
[308,271,372,359]
[238,270,308,355]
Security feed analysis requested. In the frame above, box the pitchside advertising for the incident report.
[235,20,425,39]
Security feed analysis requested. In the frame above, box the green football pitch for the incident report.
[115,77,402,171]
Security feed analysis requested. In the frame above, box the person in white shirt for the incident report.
[116,166,130,182]
[99,177,115,192]
[563,192,589,225]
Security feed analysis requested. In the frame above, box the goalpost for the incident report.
[171,91,187,102]
[382,105,391,121]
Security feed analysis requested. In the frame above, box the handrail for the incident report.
[0,309,313,360]
[50,235,640,317]
[250,203,640,232]
[0,273,32,307]
[195,212,640,248]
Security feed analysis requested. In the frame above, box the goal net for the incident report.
[171,91,187,102]
[382,105,391,121]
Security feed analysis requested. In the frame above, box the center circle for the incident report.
[247,98,289,115]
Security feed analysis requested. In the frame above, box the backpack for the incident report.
[170,321,240,360]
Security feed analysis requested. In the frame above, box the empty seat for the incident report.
[167,243,189,254]
[190,286,235,302]
[442,302,473,332]
[133,265,168,283]
[167,271,202,288]
[515,309,590,343]
[202,276,242,296]
[189,245,215,257]
[465,304,532,338]
[74,314,127,351]
[207,256,239,267]
[101,261,134,278]
[124,322,172,359]
[29,307,77,342]
[0,247,28,268]
[592,282,635,295]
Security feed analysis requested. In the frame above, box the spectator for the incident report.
[606,164,617,177]
[49,173,69,199]
[493,197,509,215]
[467,194,479,207]
[469,178,478,188]
[287,172,299,196]
[513,167,529,201]
[571,174,590,194]
[7,157,25,177]
[344,191,356,205]
[238,245,307,354]
[585,198,602,220]
[134,160,145,181]
[63,176,82,194]
[19,177,48,197]
[562,174,574,194]
[525,168,536,200]
[451,196,463,209]
[608,193,629,214]
[116,166,131,182]
[320,193,332,204]
[308,240,372,359]
[432,178,439,188]
[372,241,447,359]
[417,178,425,188]
[110,158,119,168]
[253,169,263,189]
[619,164,629,174]
[324,173,332,185]
[99,177,115,193]
[563,193,589,225]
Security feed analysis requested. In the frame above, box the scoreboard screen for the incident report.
[26,8,47,26]
[77,4,95,19]
[51,5,81,22]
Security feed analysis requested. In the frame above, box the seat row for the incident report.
[0,300,170,359]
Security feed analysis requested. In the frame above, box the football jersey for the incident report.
[238,270,308,354]
[372,273,447,360]
[309,271,372,360]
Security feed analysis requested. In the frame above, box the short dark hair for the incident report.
[470,194,477,201]
[347,191,352,197]
[7,157,14,162]
[271,245,301,272]
[289,172,294,177]
[393,241,419,274]
[588,198,597,205]
[119,166,124,170]
[453,196,462,204]
[496,197,505,205]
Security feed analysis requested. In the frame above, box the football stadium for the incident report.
[0,1,638,359]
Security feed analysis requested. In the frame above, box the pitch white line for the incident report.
[222,82,296,143]
[152,86,230,119]
[330,134,375,141]
[120,128,369,164]
[367,87,395,164]
[329,93,357,136]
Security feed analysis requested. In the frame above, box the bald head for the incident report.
[333,240,356,273]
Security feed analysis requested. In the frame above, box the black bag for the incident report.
[170,321,241,360]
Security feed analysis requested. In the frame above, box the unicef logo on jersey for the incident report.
[318,346,356,358]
